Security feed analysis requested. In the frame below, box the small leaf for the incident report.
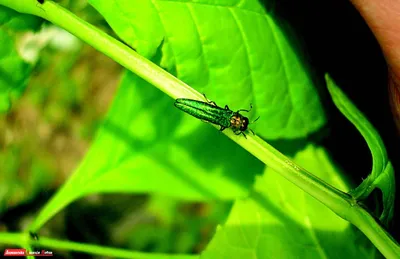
[201,144,375,258]
[325,74,395,225]
[88,0,326,139]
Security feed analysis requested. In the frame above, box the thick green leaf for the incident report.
[79,72,261,200]
[29,71,263,231]
[325,74,395,225]
[88,0,326,139]
[201,144,376,258]
[30,0,327,232]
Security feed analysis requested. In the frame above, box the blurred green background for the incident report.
[0,0,399,258]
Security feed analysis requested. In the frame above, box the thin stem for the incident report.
[0,0,398,258]
[0,232,198,259]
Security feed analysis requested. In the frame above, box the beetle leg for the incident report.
[248,128,255,135]
[237,103,253,113]
[202,93,217,106]
[233,129,247,138]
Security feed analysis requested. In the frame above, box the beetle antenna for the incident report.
[237,103,253,113]
[251,116,260,124]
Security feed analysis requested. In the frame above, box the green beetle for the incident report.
[174,94,259,138]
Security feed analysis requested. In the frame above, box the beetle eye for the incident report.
[240,118,249,131]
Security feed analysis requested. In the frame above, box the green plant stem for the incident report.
[0,232,198,259]
[0,0,399,258]
[352,209,400,258]
[0,232,29,247]
[1,0,201,100]
[247,136,400,258]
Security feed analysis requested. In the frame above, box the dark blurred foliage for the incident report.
[265,0,400,241]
